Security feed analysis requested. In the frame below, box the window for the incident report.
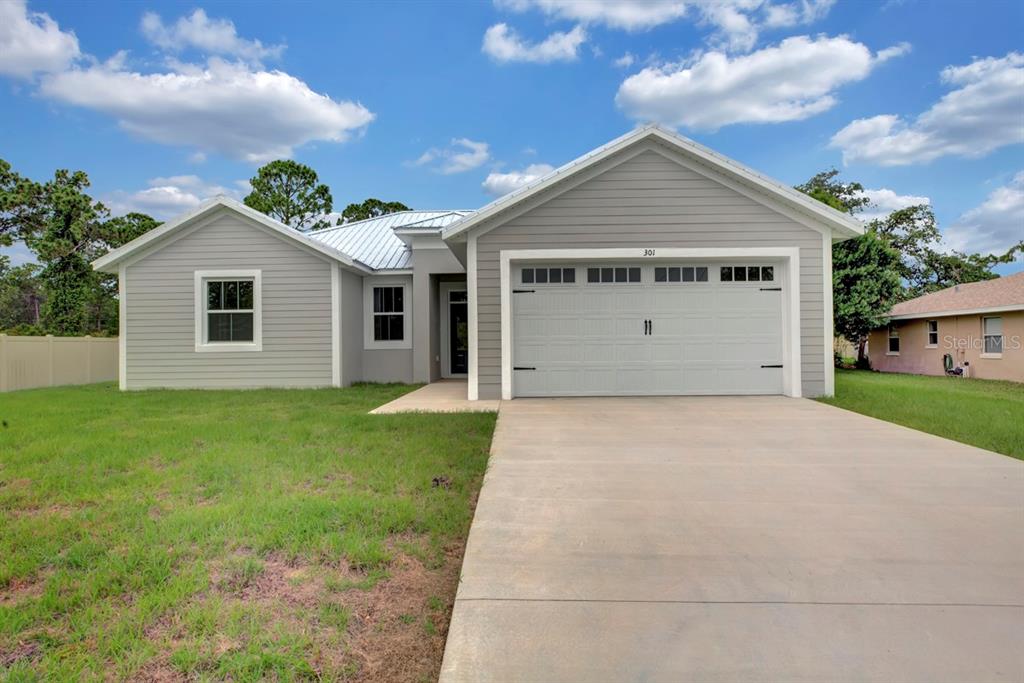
[364,281,411,349]
[586,266,641,284]
[926,320,939,347]
[194,270,262,352]
[521,267,575,285]
[888,323,900,354]
[373,286,404,341]
[720,266,774,283]
[654,266,709,283]
[983,317,1003,356]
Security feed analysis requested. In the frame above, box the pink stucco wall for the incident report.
[868,311,1024,383]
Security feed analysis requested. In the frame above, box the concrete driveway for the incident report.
[439,397,1024,683]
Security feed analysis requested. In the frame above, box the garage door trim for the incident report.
[499,247,802,400]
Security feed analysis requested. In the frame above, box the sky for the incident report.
[1,0,1022,273]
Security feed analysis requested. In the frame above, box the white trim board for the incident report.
[331,263,342,387]
[467,233,479,400]
[822,233,835,397]
[498,247,803,400]
[118,263,127,390]
[888,304,1024,321]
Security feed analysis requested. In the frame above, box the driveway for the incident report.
[439,397,1024,682]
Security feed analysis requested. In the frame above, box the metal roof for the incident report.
[307,211,472,270]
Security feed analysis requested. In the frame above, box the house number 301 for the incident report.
[643,249,656,256]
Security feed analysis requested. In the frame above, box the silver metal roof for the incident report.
[307,211,473,270]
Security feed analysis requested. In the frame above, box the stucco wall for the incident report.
[869,311,1024,382]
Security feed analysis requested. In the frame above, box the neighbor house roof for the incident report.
[307,211,472,270]
[887,272,1024,320]
[442,123,865,242]
[92,196,369,274]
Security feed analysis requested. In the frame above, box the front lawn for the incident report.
[0,383,496,681]
[820,370,1024,459]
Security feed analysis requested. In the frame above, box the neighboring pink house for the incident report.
[868,272,1024,383]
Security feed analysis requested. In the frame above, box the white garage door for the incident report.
[512,263,785,397]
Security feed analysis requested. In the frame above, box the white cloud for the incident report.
[482,163,556,196]
[857,187,930,223]
[496,0,835,50]
[0,0,80,78]
[410,138,491,174]
[944,172,1024,255]
[140,9,284,64]
[616,35,905,130]
[831,53,1024,166]
[105,175,243,219]
[495,0,686,31]
[614,52,636,68]
[38,57,374,163]
[482,23,586,63]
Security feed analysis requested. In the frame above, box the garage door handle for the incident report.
[761,364,783,368]
[760,287,782,291]
[513,289,535,294]
[513,366,536,371]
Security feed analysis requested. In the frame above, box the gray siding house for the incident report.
[93,125,862,399]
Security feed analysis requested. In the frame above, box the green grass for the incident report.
[819,370,1024,459]
[0,383,496,681]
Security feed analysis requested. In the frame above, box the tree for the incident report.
[243,160,333,231]
[0,257,43,330]
[831,229,903,364]
[0,159,44,247]
[337,198,410,225]
[795,169,870,214]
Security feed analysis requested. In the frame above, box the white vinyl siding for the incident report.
[473,143,828,399]
[124,212,333,388]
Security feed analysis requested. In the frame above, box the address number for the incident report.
[643,249,656,256]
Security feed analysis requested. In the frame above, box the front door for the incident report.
[449,291,469,375]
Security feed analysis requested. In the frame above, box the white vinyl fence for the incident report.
[0,335,118,392]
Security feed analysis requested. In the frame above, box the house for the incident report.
[92,125,864,399]
[869,273,1024,382]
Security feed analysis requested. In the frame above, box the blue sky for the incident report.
[2,0,1022,273]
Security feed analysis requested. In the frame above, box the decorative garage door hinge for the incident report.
[513,366,537,371]
[761,364,784,368]
[513,289,535,294]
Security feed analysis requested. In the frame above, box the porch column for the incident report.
[412,266,432,383]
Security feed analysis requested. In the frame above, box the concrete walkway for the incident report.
[369,380,499,414]
[440,397,1024,682]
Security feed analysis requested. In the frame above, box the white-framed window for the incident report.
[521,267,576,285]
[982,316,1003,357]
[364,280,411,350]
[926,320,939,347]
[586,266,641,284]
[654,266,709,283]
[887,323,900,355]
[720,265,775,283]
[194,269,262,352]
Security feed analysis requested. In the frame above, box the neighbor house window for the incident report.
[926,320,939,347]
[364,281,411,350]
[983,317,1003,356]
[887,323,900,354]
[194,270,262,352]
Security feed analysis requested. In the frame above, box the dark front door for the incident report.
[449,292,468,375]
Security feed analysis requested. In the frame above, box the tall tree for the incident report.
[0,159,44,247]
[243,160,333,232]
[0,257,43,330]
[24,169,109,335]
[831,230,903,364]
[337,198,410,225]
